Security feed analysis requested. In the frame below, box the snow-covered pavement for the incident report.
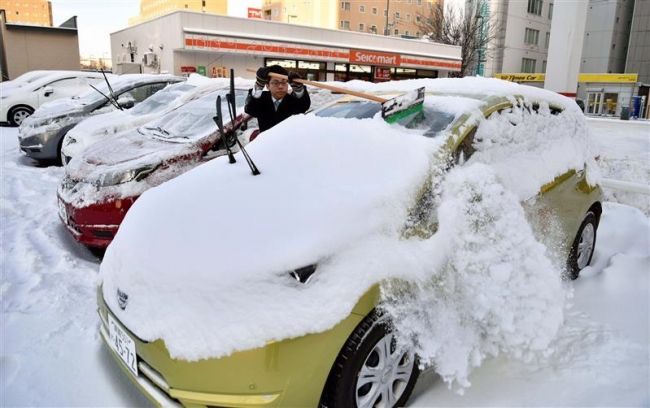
[1,118,648,407]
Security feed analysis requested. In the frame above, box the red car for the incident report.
[57,88,254,249]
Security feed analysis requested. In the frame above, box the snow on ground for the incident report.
[1,117,649,406]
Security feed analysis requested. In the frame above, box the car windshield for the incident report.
[315,100,382,119]
[137,89,248,141]
[315,99,456,137]
[71,82,110,105]
[129,83,196,115]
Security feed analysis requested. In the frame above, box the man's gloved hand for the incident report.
[288,72,304,93]
[256,66,271,88]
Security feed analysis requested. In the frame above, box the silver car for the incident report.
[18,74,183,164]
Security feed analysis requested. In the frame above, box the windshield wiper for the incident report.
[144,126,170,136]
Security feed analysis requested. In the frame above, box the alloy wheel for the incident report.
[576,223,595,270]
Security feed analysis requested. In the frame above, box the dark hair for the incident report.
[267,64,288,77]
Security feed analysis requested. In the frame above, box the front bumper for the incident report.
[97,287,370,407]
[58,193,136,248]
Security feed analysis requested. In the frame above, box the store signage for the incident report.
[374,67,391,80]
[197,65,207,76]
[578,73,638,83]
[350,49,401,67]
[494,73,545,82]
[181,66,197,73]
[248,8,262,19]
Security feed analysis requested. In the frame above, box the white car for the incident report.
[0,70,110,126]
[60,74,241,165]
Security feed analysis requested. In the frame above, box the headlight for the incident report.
[96,163,159,187]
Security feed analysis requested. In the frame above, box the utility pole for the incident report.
[384,0,390,35]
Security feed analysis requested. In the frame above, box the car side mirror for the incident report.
[43,86,54,97]
[117,96,135,109]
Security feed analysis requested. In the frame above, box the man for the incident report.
[244,65,311,132]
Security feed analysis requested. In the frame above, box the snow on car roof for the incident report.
[99,77,597,389]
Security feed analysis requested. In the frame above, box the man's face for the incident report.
[268,78,289,100]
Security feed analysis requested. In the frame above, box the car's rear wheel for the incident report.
[9,106,34,126]
[567,211,598,280]
[320,311,419,408]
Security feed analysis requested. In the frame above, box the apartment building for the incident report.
[625,0,649,84]
[0,0,52,26]
[468,0,553,77]
[261,0,438,38]
[128,0,262,25]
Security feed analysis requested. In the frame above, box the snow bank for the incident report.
[382,164,565,390]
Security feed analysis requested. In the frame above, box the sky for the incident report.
[50,0,140,58]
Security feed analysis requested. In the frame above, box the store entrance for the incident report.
[586,92,603,115]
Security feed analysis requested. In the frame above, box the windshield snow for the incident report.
[137,89,247,141]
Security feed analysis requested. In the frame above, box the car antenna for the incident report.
[89,84,122,110]
[226,69,259,176]
[100,69,123,110]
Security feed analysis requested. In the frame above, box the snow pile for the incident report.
[382,164,565,390]
[100,114,440,359]
[99,79,592,386]
[469,101,598,200]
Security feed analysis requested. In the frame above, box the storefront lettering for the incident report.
[350,50,401,67]
[495,73,545,82]
[248,8,262,19]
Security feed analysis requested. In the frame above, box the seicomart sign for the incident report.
[349,50,401,67]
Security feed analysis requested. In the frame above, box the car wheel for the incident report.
[567,211,598,280]
[320,311,419,408]
[9,106,34,126]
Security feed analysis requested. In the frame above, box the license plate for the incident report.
[108,314,138,376]
[58,199,67,221]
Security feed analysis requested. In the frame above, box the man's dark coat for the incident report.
[244,90,310,132]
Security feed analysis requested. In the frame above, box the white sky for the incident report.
[50,0,140,58]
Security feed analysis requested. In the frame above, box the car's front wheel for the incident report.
[9,106,34,126]
[321,311,419,408]
[567,211,598,280]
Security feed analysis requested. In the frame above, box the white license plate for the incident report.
[108,314,138,376]
[58,199,67,221]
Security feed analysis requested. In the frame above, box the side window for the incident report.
[454,127,477,164]
[126,82,169,103]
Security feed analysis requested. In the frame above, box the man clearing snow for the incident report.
[244,65,311,132]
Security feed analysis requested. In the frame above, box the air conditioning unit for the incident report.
[143,52,158,67]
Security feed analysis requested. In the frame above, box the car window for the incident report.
[139,90,247,141]
[130,83,196,115]
[454,127,477,164]
[315,100,382,119]
[126,82,170,103]
[44,77,78,90]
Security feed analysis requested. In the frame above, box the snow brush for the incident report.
[253,70,425,124]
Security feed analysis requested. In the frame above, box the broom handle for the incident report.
[247,69,387,103]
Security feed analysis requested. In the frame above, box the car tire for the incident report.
[567,211,598,280]
[320,311,419,408]
[9,106,34,126]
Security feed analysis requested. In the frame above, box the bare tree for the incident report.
[417,1,496,77]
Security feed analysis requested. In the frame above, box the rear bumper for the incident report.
[58,194,136,248]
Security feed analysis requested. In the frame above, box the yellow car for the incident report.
[97,81,602,407]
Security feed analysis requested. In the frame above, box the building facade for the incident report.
[0,11,80,80]
[261,0,438,38]
[0,0,52,26]
[128,0,263,25]
[625,0,649,84]
[580,0,635,74]
[111,11,461,81]
[471,0,553,77]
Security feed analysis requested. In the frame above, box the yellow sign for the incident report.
[494,73,545,82]
[578,73,638,83]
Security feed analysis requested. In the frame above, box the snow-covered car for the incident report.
[57,88,253,249]
[60,74,244,165]
[17,74,183,163]
[96,78,603,407]
[0,70,109,126]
